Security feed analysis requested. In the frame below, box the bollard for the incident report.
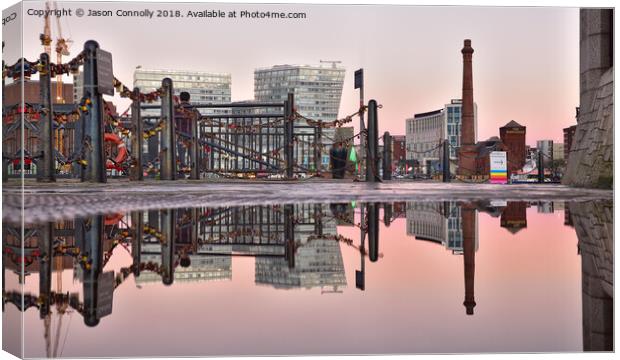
[80,215,104,327]
[130,88,143,181]
[383,202,393,227]
[189,108,200,180]
[314,125,322,176]
[538,151,544,184]
[382,131,392,180]
[366,100,379,182]
[37,53,56,182]
[284,93,295,179]
[131,211,143,277]
[81,41,106,183]
[38,222,54,318]
[367,202,379,262]
[161,209,176,285]
[160,78,176,180]
[284,204,295,268]
[443,139,451,183]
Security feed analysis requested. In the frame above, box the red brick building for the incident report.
[3,79,74,106]
[474,137,508,175]
[499,120,526,176]
[563,125,577,162]
[391,135,406,172]
[500,202,528,233]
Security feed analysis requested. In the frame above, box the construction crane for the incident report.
[40,1,73,104]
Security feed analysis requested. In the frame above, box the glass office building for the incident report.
[254,63,345,168]
[406,99,477,175]
[133,68,231,116]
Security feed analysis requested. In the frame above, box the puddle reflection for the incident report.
[2,200,613,356]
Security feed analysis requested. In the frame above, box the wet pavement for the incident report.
[2,180,613,224]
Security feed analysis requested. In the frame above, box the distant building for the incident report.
[406,99,477,175]
[254,62,345,169]
[474,137,508,175]
[499,120,527,176]
[537,140,554,168]
[553,143,565,161]
[133,68,231,116]
[3,78,74,106]
[563,125,577,162]
[391,135,407,173]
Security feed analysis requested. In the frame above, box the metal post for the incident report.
[131,211,143,277]
[314,125,322,176]
[538,151,544,184]
[443,139,451,183]
[382,131,392,180]
[355,69,365,180]
[160,78,176,180]
[38,222,54,318]
[366,100,379,182]
[37,53,56,182]
[314,203,323,236]
[284,204,295,268]
[384,203,393,227]
[367,202,379,262]
[161,209,176,285]
[81,40,106,183]
[80,215,104,327]
[189,109,200,180]
[285,93,295,179]
[130,88,143,181]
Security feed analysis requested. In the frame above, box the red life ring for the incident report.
[104,213,124,226]
[104,133,128,169]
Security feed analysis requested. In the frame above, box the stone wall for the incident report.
[564,9,613,189]
[569,201,613,351]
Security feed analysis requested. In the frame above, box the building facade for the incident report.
[553,143,565,161]
[499,120,526,176]
[406,99,477,175]
[254,63,345,168]
[563,125,577,162]
[133,68,231,116]
[537,140,554,168]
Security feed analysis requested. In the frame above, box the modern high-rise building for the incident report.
[254,62,345,168]
[406,99,477,175]
[133,68,231,116]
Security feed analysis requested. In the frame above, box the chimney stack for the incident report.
[458,39,477,177]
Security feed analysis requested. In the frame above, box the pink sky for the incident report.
[7,2,579,146]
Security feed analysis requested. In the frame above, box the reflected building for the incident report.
[500,202,528,234]
[255,204,346,291]
[537,202,554,213]
[406,202,479,254]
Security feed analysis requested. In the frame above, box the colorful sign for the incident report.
[489,151,508,184]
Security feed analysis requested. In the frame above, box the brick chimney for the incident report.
[458,39,478,177]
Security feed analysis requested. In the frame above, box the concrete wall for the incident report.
[569,201,613,351]
[564,9,613,189]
